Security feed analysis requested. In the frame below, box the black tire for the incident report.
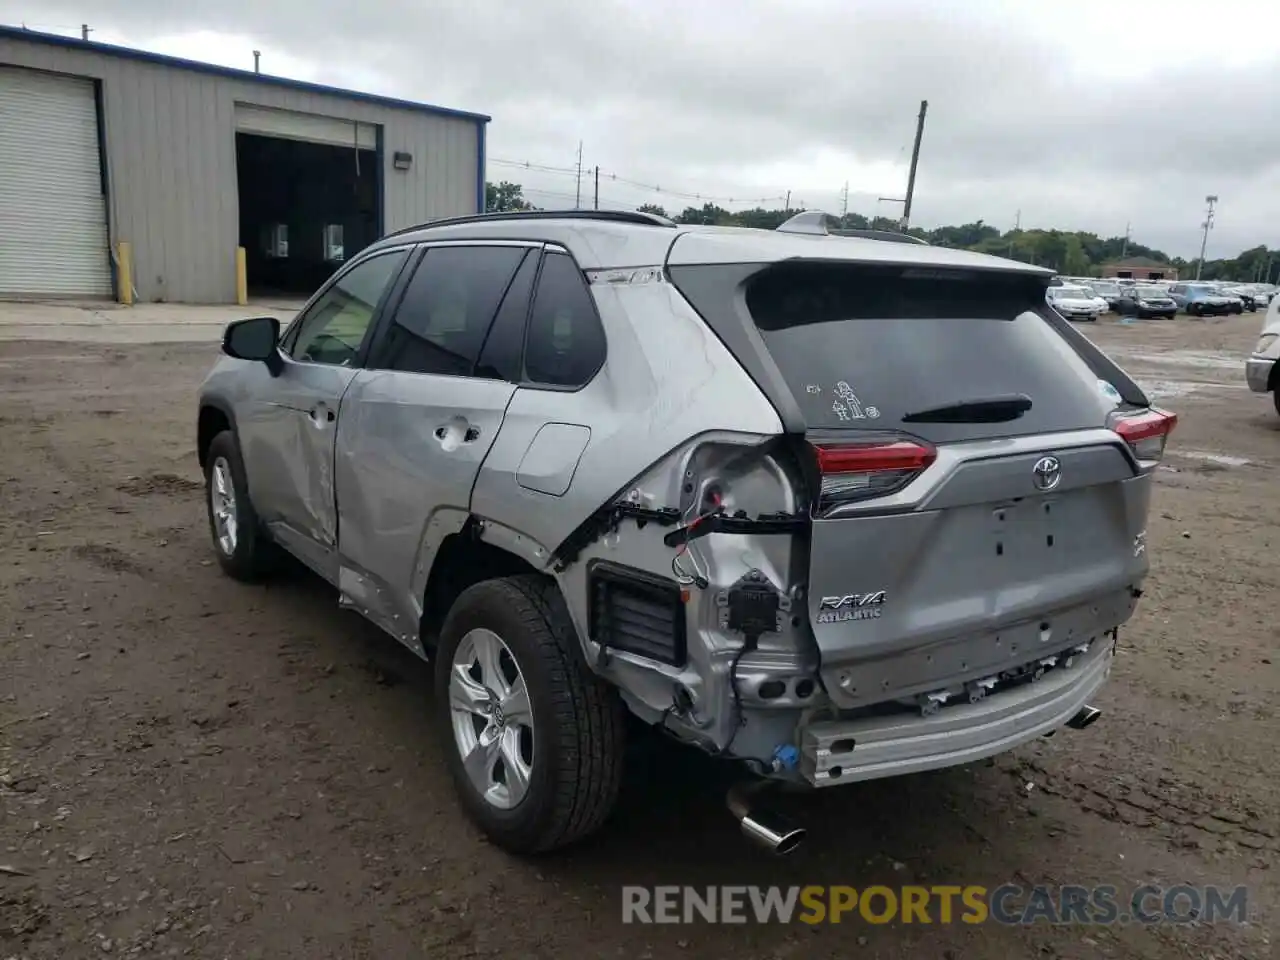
[1273,391,1280,418]
[434,575,626,854]
[204,430,278,581]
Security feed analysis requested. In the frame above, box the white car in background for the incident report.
[1247,295,1280,416]
[1046,284,1106,321]
[1248,284,1275,307]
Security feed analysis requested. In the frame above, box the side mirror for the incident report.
[222,316,280,363]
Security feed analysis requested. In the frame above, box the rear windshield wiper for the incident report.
[901,393,1033,424]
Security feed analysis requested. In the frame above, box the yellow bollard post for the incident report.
[235,247,248,306]
[116,241,133,305]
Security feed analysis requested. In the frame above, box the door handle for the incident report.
[434,423,481,442]
[311,406,335,423]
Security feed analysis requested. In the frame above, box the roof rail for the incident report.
[775,210,928,245]
[384,208,677,239]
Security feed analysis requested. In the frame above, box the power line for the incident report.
[488,156,788,207]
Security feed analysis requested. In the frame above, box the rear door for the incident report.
[332,242,536,647]
[673,257,1166,709]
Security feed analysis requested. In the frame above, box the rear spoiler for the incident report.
[776,210,929,245]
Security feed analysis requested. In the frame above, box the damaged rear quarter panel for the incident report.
[468,275,791,704]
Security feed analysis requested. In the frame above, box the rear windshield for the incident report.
[743,262,1123,443]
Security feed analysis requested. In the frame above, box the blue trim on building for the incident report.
[476,119,488,213]
[0,25,491,123]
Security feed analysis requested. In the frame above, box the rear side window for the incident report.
[475,249,538,382]
[523,252,606,387]
[744,262,1120,443]
[370,245,525,377]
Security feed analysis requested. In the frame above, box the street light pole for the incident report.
[1195,195,1217,280]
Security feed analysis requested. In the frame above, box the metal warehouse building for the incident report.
[0,26,488,303]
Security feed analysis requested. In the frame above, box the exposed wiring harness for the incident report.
[717,636,756,756]
[670,490,721,588]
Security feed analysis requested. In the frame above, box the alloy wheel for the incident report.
[209,456,238,556]
[448,628,536,810]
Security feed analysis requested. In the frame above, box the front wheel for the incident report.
[435,575,626,854]
[204,431,278,581]
[1274,390,1280,418]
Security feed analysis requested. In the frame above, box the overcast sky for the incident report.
[4,0,1276,259]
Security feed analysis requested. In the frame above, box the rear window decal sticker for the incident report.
[833,380,880,420]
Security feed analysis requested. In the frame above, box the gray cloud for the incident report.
[5,0,1276,257]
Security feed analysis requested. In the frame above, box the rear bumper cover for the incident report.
[799,637,1114,786]
[1246,356,1275,393]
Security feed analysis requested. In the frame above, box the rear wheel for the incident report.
[1274,390,1280,418]
[204,431,277,581]
[435,575,626,854]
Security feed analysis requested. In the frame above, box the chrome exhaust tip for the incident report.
[727,782,807,856]
[1066,705,1102,730]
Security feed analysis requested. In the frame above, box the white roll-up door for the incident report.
[0,66,112,298]
[235,103,377,150]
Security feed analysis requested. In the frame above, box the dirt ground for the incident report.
[1,305,1276,959]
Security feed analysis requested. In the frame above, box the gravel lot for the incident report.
[1,306,1276,959]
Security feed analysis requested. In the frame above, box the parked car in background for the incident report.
[1168,283,1236,317]
[1220,291,1246,314]
[1246,293,1280,416]
[1046,284,1105,320]
[1221,285,1258,311]
[1115,286,1178,319]
[1087,280,1124,309]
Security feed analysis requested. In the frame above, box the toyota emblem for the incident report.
[1032,456,1062,491]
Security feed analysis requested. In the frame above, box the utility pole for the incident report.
[1195,195,1217,280]
[593,165,599,210]
[574,141,583,209]
[840,181,849,221]
[252,50,260,74]
[784,190,791,211]
[900,99,928,230]
[1008,209,1020,258]
[1121,222,1130,259]
[81,24,91,41]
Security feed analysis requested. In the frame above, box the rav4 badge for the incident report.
[816,591,887,623]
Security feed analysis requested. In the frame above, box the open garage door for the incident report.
[234,104,380,296]
[0,66,112,298]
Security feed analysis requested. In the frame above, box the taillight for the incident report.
[810,438,937,510]
[1110,408,1177,465]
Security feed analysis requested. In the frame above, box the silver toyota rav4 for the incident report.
[196,209,1175,855]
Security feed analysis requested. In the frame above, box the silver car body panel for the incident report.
[802,637,1115,785]
[804,429,1149,711]
[1247,302,1280,393]
[332,370,518,649]
[203,354,356,581]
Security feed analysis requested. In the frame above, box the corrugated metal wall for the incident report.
[0,36,482,303]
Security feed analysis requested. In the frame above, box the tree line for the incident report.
[485,181,1276,283]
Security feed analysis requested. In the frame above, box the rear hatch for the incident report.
[671,255,1175,710]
